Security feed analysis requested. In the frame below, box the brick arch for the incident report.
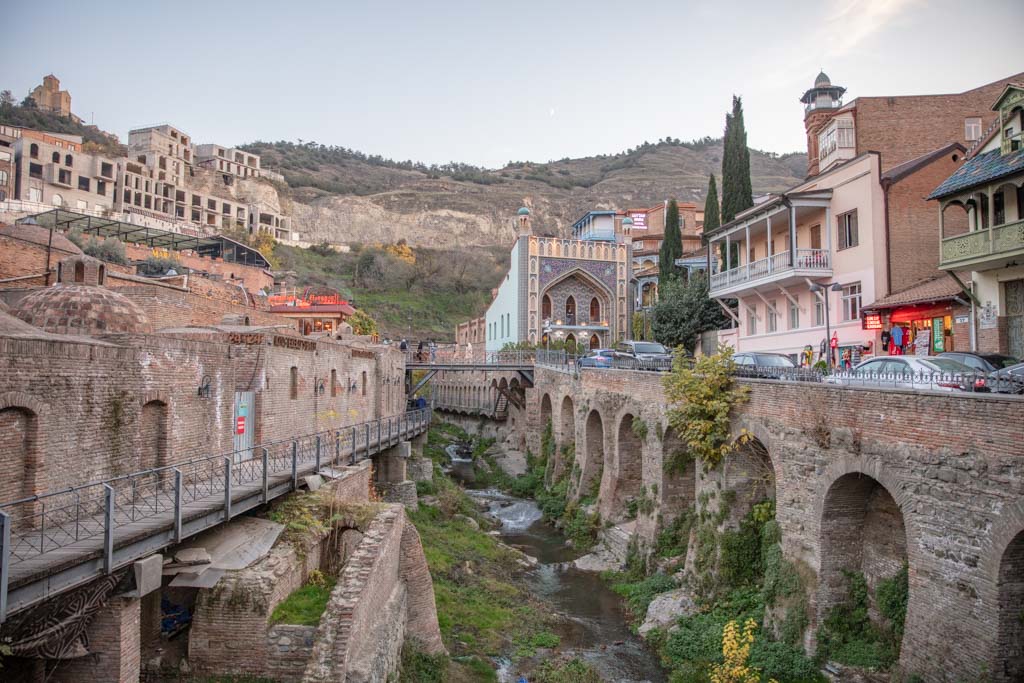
[0,393,47,505]
[722,417,779,524]
[577,408,605,500]
[140,390,170,407]
[0,391,49,417]
[814,459,917,661]
[603,409,644,521]
[660,423,696,527]
[978,498,1024,681]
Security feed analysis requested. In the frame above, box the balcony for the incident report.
[709,249,832,297]
[940,219,1024,271]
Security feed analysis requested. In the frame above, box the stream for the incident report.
[468,489,667,683]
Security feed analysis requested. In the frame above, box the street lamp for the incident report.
[809,282,844,369]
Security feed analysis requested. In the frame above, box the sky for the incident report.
[2,0,1022,169]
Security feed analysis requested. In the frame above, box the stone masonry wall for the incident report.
[520,365,1024,682]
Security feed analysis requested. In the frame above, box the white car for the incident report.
[826,355,986,392]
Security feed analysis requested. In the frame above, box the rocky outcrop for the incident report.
[638,588,697,637]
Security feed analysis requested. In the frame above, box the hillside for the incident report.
[0,102,125,157]
[242,138,807,248]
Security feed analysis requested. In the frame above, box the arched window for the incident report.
[331,369,338,397]
[30,144,39,158]
[51,194,63,207]
[361,371,367,396]
[74,261,85,282]
[590,333,600,349]
[565,332,576,348]
[52,151,60,163]
[289,367,298,399]
[65,154,73,166]
[589,297,600,322]
[542,294,551,320]
[565,296,576,324]
[97,264,105,285]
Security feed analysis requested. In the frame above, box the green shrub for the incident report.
[270,576,337,625]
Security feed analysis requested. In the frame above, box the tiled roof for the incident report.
[863,276,962,310]
[928,148,1024,199]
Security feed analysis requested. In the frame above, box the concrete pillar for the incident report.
[410,431,427,458]
[376,441,418,510]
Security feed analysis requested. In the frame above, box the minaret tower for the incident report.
[800,71,846,177]
[517,206,532,236]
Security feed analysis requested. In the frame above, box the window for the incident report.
[0,170,7,185]
[747,303,758,335]
[837,210,858,249]
[76,199,87,210]
[97,180,106,196]
[52,151,61,163]
[289,367,298,399]
[361,371,367,396]
[78,176,90,192]
[814,298,825,327]
[51,193,63,207]
[0,150,10,161]
[810,224,821,250]
[635,240,644,250]
[29,163,43,179]
[766,301,778,333]
[965,117,982,141]
[29,143,39,158]
[331,369,338,397]
[65,154,73,166]
[28,187,41,202]
[841,282,862,321]
[789,301,800,329]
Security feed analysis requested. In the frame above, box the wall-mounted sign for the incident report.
[932,317,945,353]
[979,302,998,329]
[862,313,883,330]
[954,315,969,324]
[628,212,647,229]
[235,416,246,434]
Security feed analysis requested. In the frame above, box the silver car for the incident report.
[826,355,986,392]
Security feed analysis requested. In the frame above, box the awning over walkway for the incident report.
[17,209,272,268]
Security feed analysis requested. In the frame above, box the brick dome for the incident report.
[13,284,152,336]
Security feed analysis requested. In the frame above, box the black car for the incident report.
[939,352,1021,393]
[611,341,674,371]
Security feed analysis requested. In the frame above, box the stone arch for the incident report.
[722,434,777,525]
[941,199,971,237]
[539,393,553,433]
[995,529,1024,681]
[605,411,643,521]
[542,294,552,320]
[565,332,576,348]
[578,409,605,498]
[660,425,696,526]
[817,470,909,651]
[139,399,169,471]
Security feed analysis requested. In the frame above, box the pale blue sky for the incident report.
[2,0,1022,168]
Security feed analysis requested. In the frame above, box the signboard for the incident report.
[235,416,246,434]
[628,211,647,229]
[862,313,883,330]
[932,317,945,353]
[914,329,930,356]
[955,315,969,324]
[980,302,998,330]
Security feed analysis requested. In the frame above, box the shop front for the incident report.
[861,276,967,359]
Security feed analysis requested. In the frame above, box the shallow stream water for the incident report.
[468,489,667,683]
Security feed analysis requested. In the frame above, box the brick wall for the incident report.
[853,74,1024,172]
[520,366,1024,682]
[886,151,966,293]
[54,596,141,683]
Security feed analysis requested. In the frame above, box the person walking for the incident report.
[429,340,437,364]
[465,341,473,361]
[416,340,425,362]
[399,339,408,353]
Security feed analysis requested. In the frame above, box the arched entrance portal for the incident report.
[996,530,1024,681]
[818,472,909,655]
[589,333,600,349]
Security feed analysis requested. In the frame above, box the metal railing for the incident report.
[405,350,535,366]
[0,409,431,620]
[535,350,675,374]
[709,248,832,292]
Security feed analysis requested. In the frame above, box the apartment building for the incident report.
[128,124,193,185]
[11,135,118,212]
[929,83,1024,357]
[195,144,262,179]
[0,126,16,202]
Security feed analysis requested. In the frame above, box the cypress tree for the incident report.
[659,199,683,283]
[721,95,753,224]
[703,174,720,235]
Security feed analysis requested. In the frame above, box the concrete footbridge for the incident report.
[404,350,536,402]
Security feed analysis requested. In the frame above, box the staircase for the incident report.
[494,393,509,419]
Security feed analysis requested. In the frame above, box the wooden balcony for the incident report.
[709,248,832,297]
[940,219,1024,271]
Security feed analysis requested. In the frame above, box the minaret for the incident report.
[800,71,846,177]
[517,206,532,236]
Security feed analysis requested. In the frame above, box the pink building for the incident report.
[705,153,885,363]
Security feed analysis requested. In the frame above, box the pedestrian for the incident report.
[465,341,473,361]
[429,340,437,364]
[399,339,408,353]
[416,340,425,362]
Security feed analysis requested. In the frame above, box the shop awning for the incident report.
[862,276,965,312]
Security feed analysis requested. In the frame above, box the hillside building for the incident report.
[484,207,632,351]
[929,83,1024,358]
[28,75,74,119]
[0,126,15,202]
[195,144,263,179]
[11,135,118,212]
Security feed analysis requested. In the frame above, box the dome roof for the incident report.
[0,222,83,255]
[517,207,531,216]
[814,71,831,88]
[622,217,633,225]
[13,284,152,336]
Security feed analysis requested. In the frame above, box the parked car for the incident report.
[577,348,615,369]
[611,341,673,370]
[939,352,1021,393]
[732,351,821,381]
[989,361,1024,395]
[827,355,986,392]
